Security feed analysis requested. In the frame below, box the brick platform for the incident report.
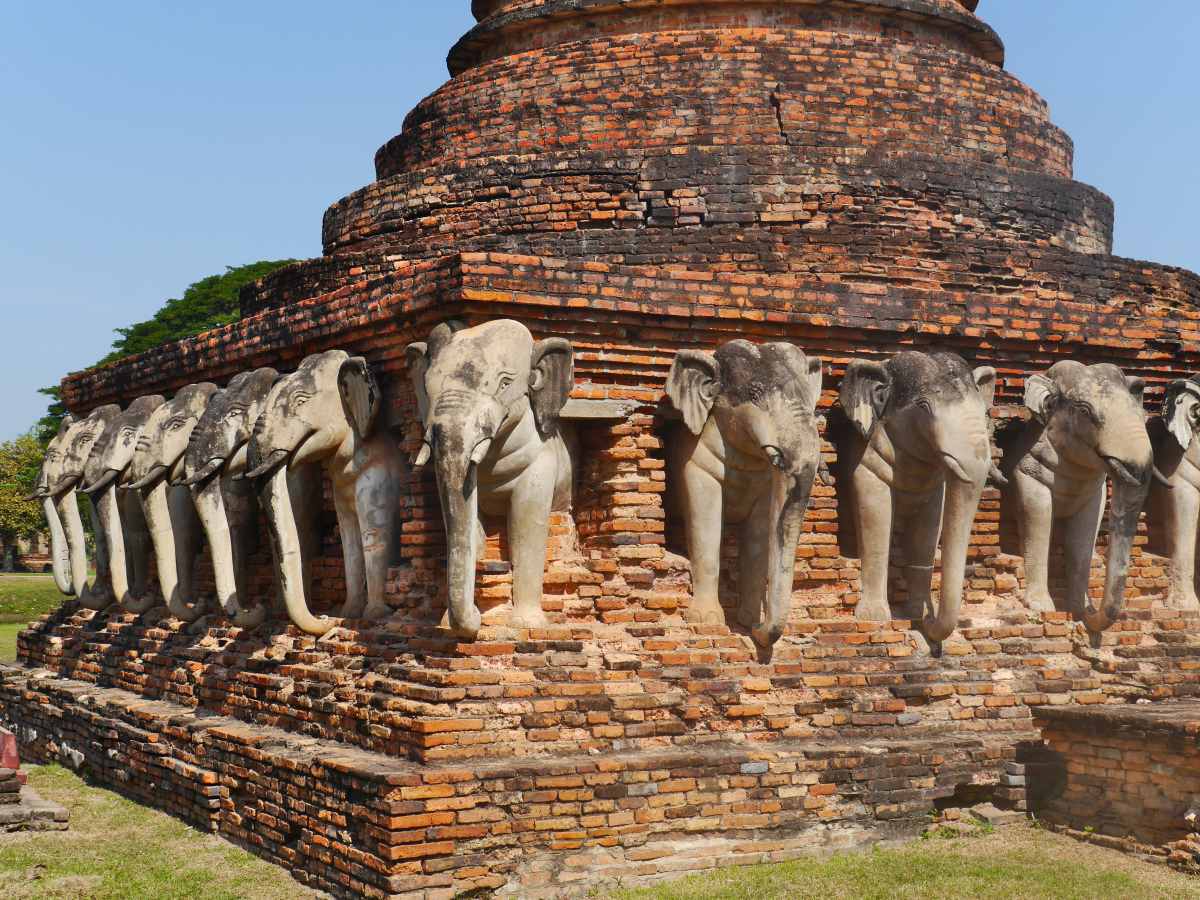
[1032,702,1200,871]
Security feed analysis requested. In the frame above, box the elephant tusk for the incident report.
[82,469,120,496]
[1103,456,1142,487]
[24,489,46,502]
[988,464,1009,487]
[243,449,290,481]
[415,442,432,467]
[762,445,786,471]
[469,438,493,467]
[1153,466,1175,490]
[941,454,973,485]
[127,464,168,492]
[183,457,226,487]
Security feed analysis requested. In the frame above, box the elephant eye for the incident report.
[497,374,515,392]
[1072,400,1100,424]
[167,416,188,431]
[293,392,313,407]
[916,399,934,415]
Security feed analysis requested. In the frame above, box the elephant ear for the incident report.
[1164,379,1200,449]
[1024,373,1057,423]
[666,350,721,436]
[973,366,998,408]
[405,342,431,424]
[530,338,575,437]
[805,356,824,413]
[840,360,891,439]
[338,357,381,440]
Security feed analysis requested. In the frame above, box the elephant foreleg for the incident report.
[681,460,725,626]
[507,453,555,631]
[853,463,893,623]
[355,454,403,621]
[1167,481,1200,610]
[736,497,769,631]
[333,484,367,619]
[1013,472,1055,614]
[901,485,945,627]
[1063,485,1105,620]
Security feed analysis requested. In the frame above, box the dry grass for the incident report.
[612,823,1200,899]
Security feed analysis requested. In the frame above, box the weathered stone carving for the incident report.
[406,320,575,640]
[666,340,823,648]
[1148,376,1200,610]
[183,367,315,628]
[126,383,218,622]
[840,352,996,642]
[245,351,405,636]
[80,396,162,612]
[1002,361,1162,633]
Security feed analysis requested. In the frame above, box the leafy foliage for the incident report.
[0,433,45,542]
[33,260,295,443]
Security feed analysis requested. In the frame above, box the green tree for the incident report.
[0,433,45,546]
[34,260,295,443]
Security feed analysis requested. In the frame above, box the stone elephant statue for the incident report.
[244,351,405,636]
[665,340,824,648]
[1001,361,1164,634]
[1146,376,1200,610]
[81,396,162,612]
[406,320,575,640]
[183,367,320,628]
[31,408,117,605]
[839,351,996,643]
[126,383,218,622]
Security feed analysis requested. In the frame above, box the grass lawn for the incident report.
[0,765,318,900]
[0,573,64,663]
[612,825,1200,899]
[0,574,65,624]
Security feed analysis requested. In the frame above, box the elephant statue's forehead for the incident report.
[714,341,810,405]
[1048,361,1127,403]
[887,352,975,408]
[430,320,534,385]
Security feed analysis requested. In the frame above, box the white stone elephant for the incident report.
[665,340,824,648]
[406,320,575,640]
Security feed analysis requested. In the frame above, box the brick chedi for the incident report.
[5,2,1200,897]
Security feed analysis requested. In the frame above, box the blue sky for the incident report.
[2,1,1198,440]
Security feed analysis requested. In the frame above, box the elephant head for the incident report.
[182,368,280,626]
[406,320,574,639]
[32,416,81,596]
[125,384,218,621]
[841,352,996,642]
[33,408,120,601]
[1162,377,1200,453]
[80,395,165,612]
[245,350,389,635]
[667,340,823,646]
[1024,360,1158,632]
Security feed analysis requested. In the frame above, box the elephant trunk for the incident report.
[752,465,812,648]
[192,476,243,621]
[57,492,88,598]
[923,477,984,643]
[261,464,333,635]
[43,496,73,595]
[96,486,131,608]
[1085,473,1151,634]
[77,495,114,611]
[436,447,484,640]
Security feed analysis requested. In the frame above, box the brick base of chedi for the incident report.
[5,0,1200,897]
